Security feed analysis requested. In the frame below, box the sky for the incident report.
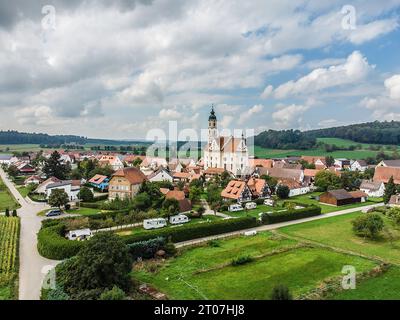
[0,0,400,140]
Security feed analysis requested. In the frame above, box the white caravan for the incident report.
[264,199,275,206]
[245,202,257,210]
[67,229,93,241]
[229,204,244,212]
[169,214,190,225]
[143,218,167,230]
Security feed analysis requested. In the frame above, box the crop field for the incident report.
[0,217,20,300]
[133,232,378,300]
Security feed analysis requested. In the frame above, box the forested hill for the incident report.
[0,130,88,145]
[305,121,400,145]
[0,130,149,146]
[255,121,400,149]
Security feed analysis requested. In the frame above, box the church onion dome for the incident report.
[209,106,217,121]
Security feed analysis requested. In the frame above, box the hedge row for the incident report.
[128,237,166,260]
[37,224,84,260]
[261,206,321,225]
[123,216,258,245]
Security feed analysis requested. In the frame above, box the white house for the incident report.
[360,180,385,198]
[0,155,12,165]
[204,107,250,176]
[351,160,368,172]
[148,168,173,183]
[99,155,124,171]
[46,180,81,201]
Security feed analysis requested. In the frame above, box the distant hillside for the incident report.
[0,130,149,146]
[305,121,400,145]
[255,121,400,149]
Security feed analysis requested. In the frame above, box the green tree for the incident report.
[56,233,132,299]
[133,193,152,211]
[5,208,10,217]
[189,186,202,203]
[276,185,290,199]
[270,284,293,300]
[383,176,396,204]
[261,175,278,192]
[162,198,180,218]
[6,165,19,178]
[78,187,94,202]
[314,170,342,192]
[325,156,335,167]
[48,189,69,209]
[352,213,384,239]
[99,286,126,300]
[43,151,70,179]
[132,158,143,168]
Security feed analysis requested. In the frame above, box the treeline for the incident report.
[254,129,316,150]
[0,130,87,145]
[306,121,400,145]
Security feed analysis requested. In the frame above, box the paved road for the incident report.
[0,168,59,300]
[176,202,385,248]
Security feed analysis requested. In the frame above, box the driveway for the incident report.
[176,202,385,248]
[0,168,59,300]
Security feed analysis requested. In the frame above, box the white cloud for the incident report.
[385,74,400,100]
[159,108,182,120]
[265,51,373,99]
[272,104,310,128]
[238,104,264,125]
[348,18,399,45]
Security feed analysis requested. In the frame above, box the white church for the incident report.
[204,107,250,176]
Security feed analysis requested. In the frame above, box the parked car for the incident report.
[229,204,244,212]
[245,202,257,210]
[143,218,168,230]
[169,214,189,225]
[45,209,63,217]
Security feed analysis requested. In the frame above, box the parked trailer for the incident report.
[67,229,93,241]
[169,214,189,225]
[245,202,257,210]
[229,204,244,212]
[264,199,275,206]
[143,218,167,230]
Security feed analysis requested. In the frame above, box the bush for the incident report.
[352,213,384,239]
[123,217,258,245]
[127,237,166,260]
[99,286,126,300]
[231,255,254,266]
[80,202,102,209]
[276,185,290,199]
[255,198,264,205]
[12,209,17,217]
[78,187,94,202]
[164,241,177,257]
[261,206,321,224]
[270,284,293,300]
[46,285,70,301]
[37,223,84,260]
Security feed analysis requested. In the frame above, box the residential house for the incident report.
[257,167,304,183]
[303,169,321,185]
[301,156,327,169]
[203,167,227,181]
[88,174,110,192]
[249,158,274,169]
[140,157,168,171]
[273,161,302,170]
[319,189,367,206]
[35,177,62,194]
[278,179,310,197]
[373,166,400,184]
[360,180,385,197]
[376,160,400,168]
[46,180,81,201]
[0,155,12,165]
[123,155,146,166]
[246,177,270,199]
[108,167,147,200]
[333,158,350,170]
[221,180,252,203]
[99,155,124,171]
[15,162,35,175]
[24,175,43,186]
[172,172,191,183]
[148,168,173,183]
[350,160,368,172]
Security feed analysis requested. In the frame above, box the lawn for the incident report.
[0,177,19,212]
[0,216,20,300]
[328,266,400,300]
[279,211,400,264]
[37,207,108,217]
[17,186,31,198]
[133,232,377,300]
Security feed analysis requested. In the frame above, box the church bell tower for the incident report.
[208,106,218,146]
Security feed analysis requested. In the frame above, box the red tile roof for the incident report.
[374,166,400,184]
[112,167,147,185]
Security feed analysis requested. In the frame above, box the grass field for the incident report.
[133,232,377,300]
[0,177,19,212]
[280,211,400,264]
[0,216,20,300]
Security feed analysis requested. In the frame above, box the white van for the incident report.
[229,204,244,212]
[170,214,189,225]
[245,202,257,210]
[143,218,167,230]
